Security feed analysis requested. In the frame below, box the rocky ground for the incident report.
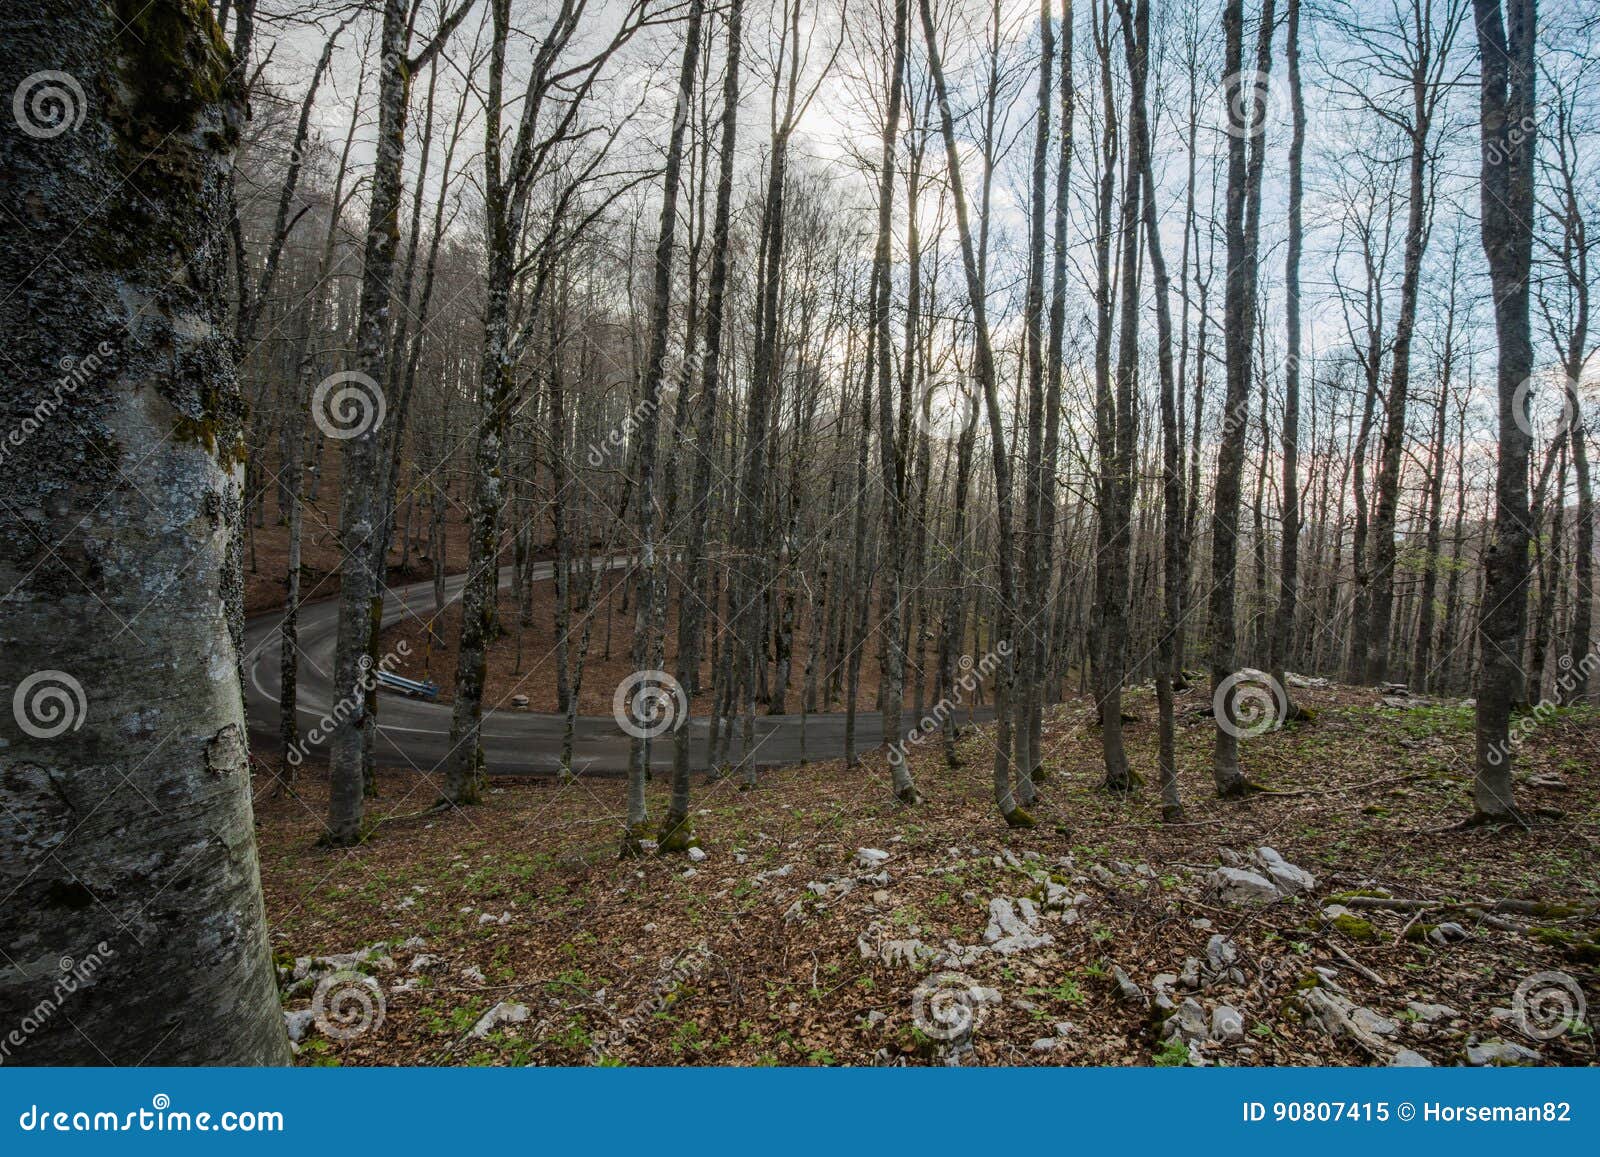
[253,679,1599,1066]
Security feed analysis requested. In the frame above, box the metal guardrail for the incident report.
[377,670,441,700]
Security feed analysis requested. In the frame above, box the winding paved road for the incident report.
[243,560,922,776]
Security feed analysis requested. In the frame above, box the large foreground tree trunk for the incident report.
[0,0,288,1064]
[1469,0,1536,822]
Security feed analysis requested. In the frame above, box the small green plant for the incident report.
[1153,1038,1191,1066]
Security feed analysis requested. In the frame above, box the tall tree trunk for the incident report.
[0,0,288,1064]
[921,0,1030,827]
[1033,0,1074,776]
[668,0,741,841]
[621,0,706,852]
[1469,0,1536,822]
[1016,0,1054,804]
[328,0,413,842]
[1210,0,1275,797]
[1270,0,1305,715]
[1116,0,1182,819]
[1100,0,1140,794]
[871,0,922,804]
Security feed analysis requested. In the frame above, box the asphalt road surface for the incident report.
[240,560,968,777]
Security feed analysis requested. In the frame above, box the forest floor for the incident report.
[253,680,1599,1067]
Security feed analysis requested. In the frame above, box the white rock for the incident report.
[984,898,1027,943]
[880,939,938,969]
[687,846,707,863]
[1205,934,1239,973]
[470,1001,530,1039]
[1113,967,1147,1007]
[1208,867,1280,905]
[1405,1001,1458,1024]
[461,965,486,984]
[1391,1049,1432,1067]
[1167,998,1209,1043]
[1179,957,1202,990]
[1466,1040,1542,1066]
[1254,847,1316,895]
[284,1008,316,1043]
[856,848,891,869]
[1211,1004,1245,1043]
[1352,1008,1399,1037]
[1031,1038,1058,1051]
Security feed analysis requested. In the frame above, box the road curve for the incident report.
[243,559,921,777]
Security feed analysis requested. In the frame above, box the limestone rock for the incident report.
[1253,847,1316,895]
[1113,966,1147,1008]
[1211,1004,1245,1043]
[1466,1039,1542,1066]
[284,1008,315,1044]
[1166,998,1209,1044]
[1208,867,1280,905]
[1351,1008,1399,1037]
[470,1001,530,1039]
[1405,1001,1458,1024]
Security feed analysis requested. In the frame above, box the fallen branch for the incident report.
[1251,772,1428,799]
[1327,941,1384,985]
[1339,896,1595,918]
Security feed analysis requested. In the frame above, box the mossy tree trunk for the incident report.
[0,0,288,1064]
